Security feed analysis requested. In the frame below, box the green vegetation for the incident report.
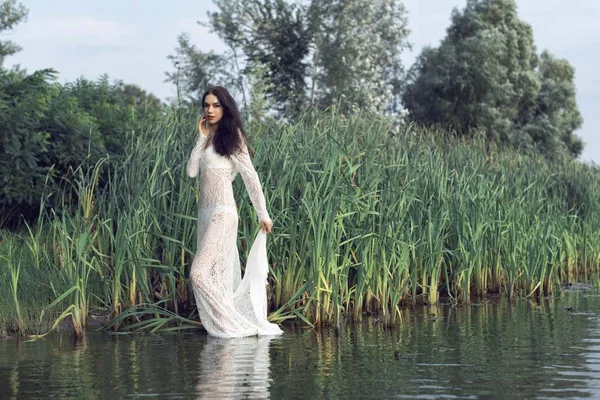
[171,0,409,116]
[403,0,582,159]
[2,110,600,336]
[0,0,27,66]
[0,0,596,337]
[0,68,163,227]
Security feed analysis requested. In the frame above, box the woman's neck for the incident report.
[207,124,218,146]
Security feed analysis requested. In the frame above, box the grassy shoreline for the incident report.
[2,109,600,337]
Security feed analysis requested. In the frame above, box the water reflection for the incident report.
[195,335,276,399]
[266,297,600,399]
[4,291,600,398]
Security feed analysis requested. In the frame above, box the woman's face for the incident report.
[203,94,224,125]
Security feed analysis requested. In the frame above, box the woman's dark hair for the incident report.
[202,86,249,158]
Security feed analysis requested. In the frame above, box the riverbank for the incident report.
[2,109,600,337]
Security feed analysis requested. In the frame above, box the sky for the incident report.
[6,1,600,163]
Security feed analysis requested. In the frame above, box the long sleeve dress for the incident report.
[186,132,283,338]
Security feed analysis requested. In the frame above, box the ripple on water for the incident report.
[3,291,600,398]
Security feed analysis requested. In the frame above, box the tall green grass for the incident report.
[2,107,600,336]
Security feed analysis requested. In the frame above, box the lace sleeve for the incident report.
[186,134,209,178]
[231,137,271,222]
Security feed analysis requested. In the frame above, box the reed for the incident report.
[43,173,104,337]
[2,234,25,332]
[3,107,600,336]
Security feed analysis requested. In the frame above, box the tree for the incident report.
[0,0,27,65]
[309,0,410,114]
[0,69,56,210]
[63,76,164,155]
[402,0,583,158]
[206,0,311,117]
[518,51,583,157]
[165,33,236,105]
[170,0,410,118]
[0,69,164,227]
[0,1,164,226]
[246,61,275,123]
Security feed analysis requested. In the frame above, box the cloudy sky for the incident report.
[6,1,600,162]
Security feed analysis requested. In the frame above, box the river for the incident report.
[2,287,600,398]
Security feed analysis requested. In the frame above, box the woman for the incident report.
[186,86,283,338]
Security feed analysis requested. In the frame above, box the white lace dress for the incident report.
[186,132,283,338]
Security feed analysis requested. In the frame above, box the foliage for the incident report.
[3,110,600,336]
[165,33,237,105]
[402,0,583,159]
[170,0,410,119]
[0,68,164,227]
[308,0,410,114]
[0,0,164,227]
[518,51,583,157]
[206,0,312,117]
[0,68,63,211]
[0,0,594,337]
[0,0,28,65]
[62,75,164,156]
[246,61,275,123]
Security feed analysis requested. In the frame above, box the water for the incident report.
[3,289,600,399]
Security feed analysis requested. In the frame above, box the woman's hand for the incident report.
[260,219,273,234]
[198,116,210,136]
